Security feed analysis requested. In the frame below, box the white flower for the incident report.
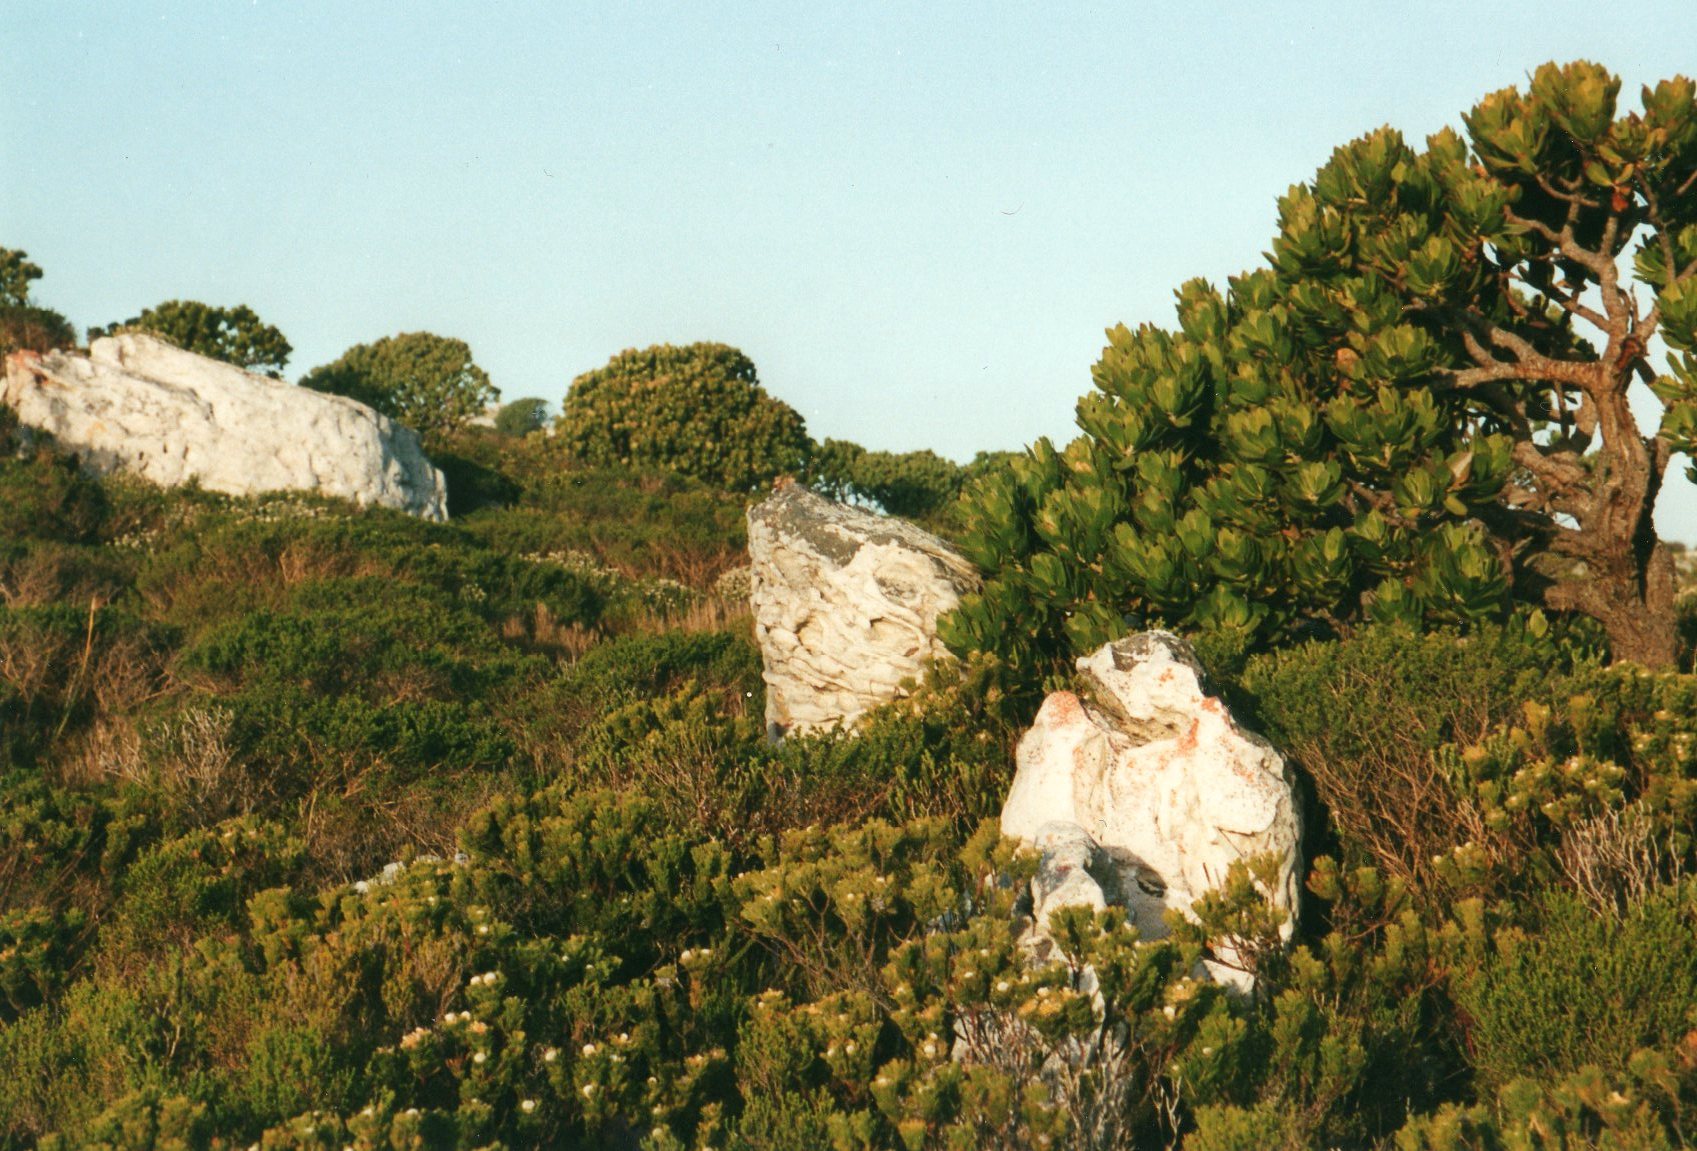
[473,1051,487,1064]
[582,1042,598,1057]
[543,1047,559,1063]
[520,1099,537,1114]
[996,980,1010,993]
[582,1083,597,1097]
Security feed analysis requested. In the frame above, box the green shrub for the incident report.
[1236,621,1589,895]
[1456,884,1697,1090]
[0,601,167,769]
[0,907,87,1021]
[1427,662,1697,904]
[808,438,966,522]
[463,466,748,587]
[0,303,76,356]
[299,331,497,440]
[90,300,291,376]
[1396,1051,1697,1150]
[494,397,550,437]
[557,343,810,491]
[97,818,305,975]
[0,425,110,546]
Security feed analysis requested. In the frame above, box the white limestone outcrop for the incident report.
[3,334,447,520]
[1002,631,1302,989]
[748,482,980,738]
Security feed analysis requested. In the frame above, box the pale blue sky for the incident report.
[5,1,1694,538]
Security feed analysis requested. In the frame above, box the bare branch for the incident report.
[1510,437,1591,502]
[1511,275,1611,331]
[1535,173,1603,209]
[1504,207,1566,246]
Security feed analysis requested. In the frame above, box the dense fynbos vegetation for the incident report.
[0,404,1693,1149]
[3,60,1697,1151]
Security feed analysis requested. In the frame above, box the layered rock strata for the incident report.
[747,482,979,738]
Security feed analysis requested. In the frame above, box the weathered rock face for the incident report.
[748,483,980,738]
[3,334,448,520]
[1002,631,1302,988]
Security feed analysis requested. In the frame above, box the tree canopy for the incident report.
[0,248,44,309]
[0,246,75,356]
[808,438,968,520]
[300,332,498,441]
[556,342,810,490]
[90,299,292,377]
[944,61,1697,672]
[494,396,550,437]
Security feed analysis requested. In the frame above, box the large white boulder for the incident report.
[748,482,980,738]
[1002,631,1302,988]
[3,334,447,520]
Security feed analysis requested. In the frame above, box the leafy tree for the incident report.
[493,396,550,437]
[0,247,75,356]
[557,343,809,491]
[0,248,44,308]
[90,300,292,377]
[945,62,1697,673]
[300,332,498,441]
[808,438,966,519]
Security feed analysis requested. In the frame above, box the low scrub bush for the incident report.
[1455,883,1697,1091]
[465,466,749,588]
[1236,620,1598,898]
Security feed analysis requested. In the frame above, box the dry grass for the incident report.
[627,595,751,637]
[499,602,604,660]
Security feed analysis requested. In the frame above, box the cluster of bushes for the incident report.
[552,342,994,522]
